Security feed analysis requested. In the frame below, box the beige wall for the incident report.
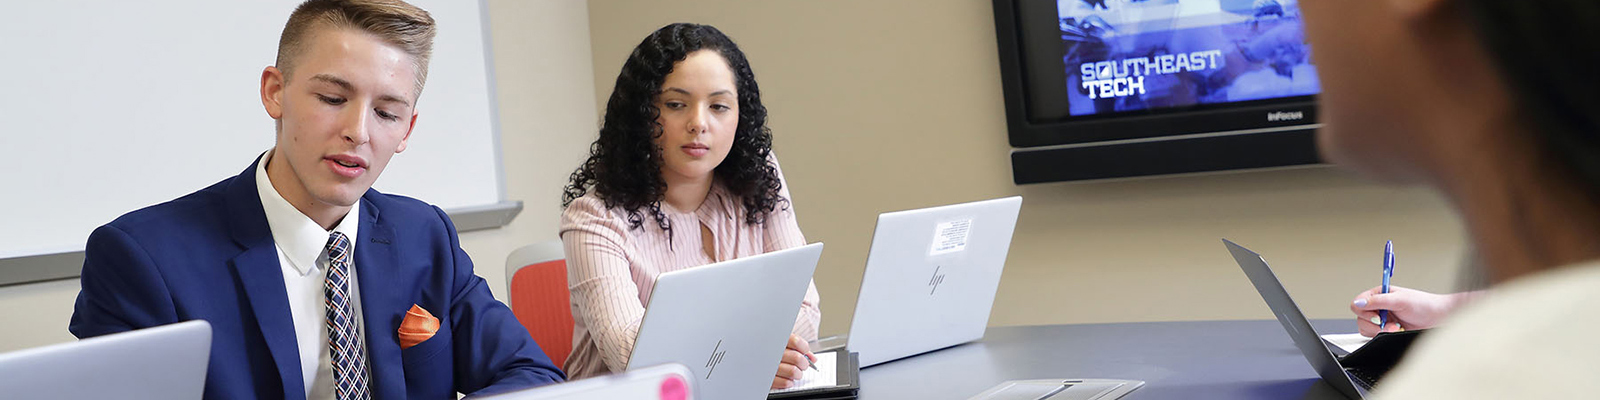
[585,0,1470,337]
[0,279,77,351]
[0,0,598,353]
[459,0,597,308]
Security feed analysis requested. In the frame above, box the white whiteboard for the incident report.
[0,0,504,259]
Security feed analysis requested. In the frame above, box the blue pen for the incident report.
[1380,240,1394,330]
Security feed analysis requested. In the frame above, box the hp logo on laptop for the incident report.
[928,266,946,295]
[703,339,727,379]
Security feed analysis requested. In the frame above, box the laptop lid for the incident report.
[1223,239,1368,400]
[627,242,824,400]
[0,320,211,399]
[478,363,696,400]
[847,196,1023,367]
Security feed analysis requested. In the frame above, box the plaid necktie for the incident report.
[325,232,371,400]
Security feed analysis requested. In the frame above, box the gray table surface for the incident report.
[854,319,1358,400]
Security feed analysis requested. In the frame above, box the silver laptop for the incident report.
[627,242,824,400]
[478,363,696,400]
[1224,239,1371,400]
[0,320,211,399]
[847,196,1023,367]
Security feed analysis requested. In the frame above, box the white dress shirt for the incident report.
[255,151,368,400]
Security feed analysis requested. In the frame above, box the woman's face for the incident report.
[654,49,740,186]
[1301,0,1420,181]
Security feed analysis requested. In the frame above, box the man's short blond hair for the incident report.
[275,0,436,97]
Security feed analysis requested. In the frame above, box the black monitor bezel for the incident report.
[992,0,1320,149]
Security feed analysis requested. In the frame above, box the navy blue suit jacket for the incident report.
[69,160,565,399]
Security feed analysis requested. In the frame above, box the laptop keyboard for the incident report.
[1345,368,1379,390]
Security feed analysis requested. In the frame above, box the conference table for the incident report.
[853,319,1359,400]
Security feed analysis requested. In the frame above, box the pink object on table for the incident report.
[659,375,688,400]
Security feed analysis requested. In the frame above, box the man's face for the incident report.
[260,26,419,209]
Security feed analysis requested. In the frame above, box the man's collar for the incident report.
[254,149,361,276]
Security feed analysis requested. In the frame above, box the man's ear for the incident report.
[261,66,286,120]
[396,111,416,154]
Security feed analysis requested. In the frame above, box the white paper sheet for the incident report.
[1321,333,1372,354]
[770,351,838,394]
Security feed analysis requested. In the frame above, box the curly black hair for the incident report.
[562,23,786,232]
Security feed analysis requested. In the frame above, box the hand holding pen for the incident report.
[1351,241,1489,336]
[773,334,819,390]
[1348,241,1400,337]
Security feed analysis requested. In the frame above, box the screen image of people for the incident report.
[1059,0,1320,116]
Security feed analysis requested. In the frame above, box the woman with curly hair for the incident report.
[557,23,820,389]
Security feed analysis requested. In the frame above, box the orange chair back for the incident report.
[509,258,574,367]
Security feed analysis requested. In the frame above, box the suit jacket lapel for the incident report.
[355,196,407,399]
[223,158,307,400]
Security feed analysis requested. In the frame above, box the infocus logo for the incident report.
[1267,111,1304,122]
[704,340,727,379]
[928,266,946,295]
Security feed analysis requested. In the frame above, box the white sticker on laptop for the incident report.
[930,219,972,256]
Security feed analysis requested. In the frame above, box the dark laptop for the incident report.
[1223,239,1424,400]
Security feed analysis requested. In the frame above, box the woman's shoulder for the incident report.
[561,193,631,229]
[1373,261,1600,399]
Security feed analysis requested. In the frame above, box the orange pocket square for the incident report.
[398,304,439,349]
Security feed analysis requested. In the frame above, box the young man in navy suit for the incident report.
[68,1,565,398]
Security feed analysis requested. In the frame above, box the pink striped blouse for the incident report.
[558,166,820,379]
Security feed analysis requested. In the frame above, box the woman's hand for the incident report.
[1351,286,1477,336]
[770,334,815,390]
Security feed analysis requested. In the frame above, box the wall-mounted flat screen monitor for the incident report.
[994,0,1324,183]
